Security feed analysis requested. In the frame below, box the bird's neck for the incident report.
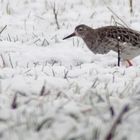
[82,30,98,50]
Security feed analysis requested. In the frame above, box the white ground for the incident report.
[0,0,140,140]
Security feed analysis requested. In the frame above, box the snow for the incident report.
[0,0,140,140]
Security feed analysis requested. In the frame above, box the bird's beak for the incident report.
[63,32,76,40]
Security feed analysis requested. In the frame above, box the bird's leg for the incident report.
[126,59,133,67]
[117,44,121,67]
[115,36,134,67]
[117,36,121,67]
[122,59,133,67]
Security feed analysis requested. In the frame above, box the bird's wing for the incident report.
[98,37,140,59]
[97,37,119,53]
[98,26,140,47]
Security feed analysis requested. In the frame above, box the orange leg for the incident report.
[126,59,133,67]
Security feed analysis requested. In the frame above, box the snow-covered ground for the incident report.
[0,0,140,140]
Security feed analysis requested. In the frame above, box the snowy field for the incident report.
[0,0,140,140]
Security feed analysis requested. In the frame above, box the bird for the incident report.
[63,24,140,66]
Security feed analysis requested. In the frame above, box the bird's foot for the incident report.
[123,59,133,67]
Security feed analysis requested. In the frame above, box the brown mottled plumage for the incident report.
[63,24,140,60]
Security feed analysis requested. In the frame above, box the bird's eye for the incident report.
[78,27,83,31]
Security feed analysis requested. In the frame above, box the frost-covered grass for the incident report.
[0,0,140,140]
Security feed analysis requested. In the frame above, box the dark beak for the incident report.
[63,32,76,40]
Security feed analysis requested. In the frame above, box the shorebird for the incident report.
[63,24,140,66]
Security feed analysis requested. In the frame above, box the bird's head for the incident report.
[63,24,91,40]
